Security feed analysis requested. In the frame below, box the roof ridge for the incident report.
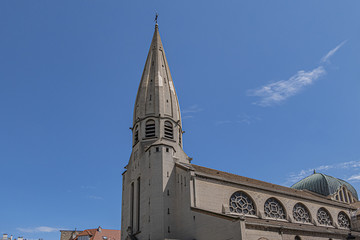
[318,173,331,196]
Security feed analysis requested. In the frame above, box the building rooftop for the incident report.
[291,172,358,200]
[74,227,120,240]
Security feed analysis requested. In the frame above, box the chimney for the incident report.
[18,237,23,240]
[97,227,102,232]
[10,236,13,240]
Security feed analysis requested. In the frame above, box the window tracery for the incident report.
[293,203,311,223]
[338,211,350,229]
[229,191,256,215]
[317,208,332,226]
[264,198,286,219]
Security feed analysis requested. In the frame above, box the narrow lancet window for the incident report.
[137,177,141,232]
[164,121,173,139]
[130,182,134,230]
[145,120,156,138]
[134,125,139,143]
[342,187,349,203]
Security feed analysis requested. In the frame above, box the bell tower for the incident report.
[132,23,183,149]
[121,23,190,240]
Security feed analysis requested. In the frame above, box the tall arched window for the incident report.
[164,121,173,139]
[293,203,311,223]
[338,211,350,229]
[264,198,286,219]
[317,207,332,226]
[229,191,256,215]
[343,187,348,203]
[295,236,301,240]
[134,125,139,143]
[145,120,156,138]
[348,192,353,203]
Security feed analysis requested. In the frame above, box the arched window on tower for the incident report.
[145,120,156,138]
[134,125,139,143]
[164,121,173,139]
[179,128,182,145]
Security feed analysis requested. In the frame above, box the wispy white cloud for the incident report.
[248,41,346,107]
[348,174,360,181]
[286,160,360,186]
[321,40,347,63]
[182,104,203,119]
[339,160,360,169]
[215,114,261,126]
[248,66,325,106]
[17,226,62,233]
[182,104,203,114]
[236,113,261,125]
[88,195,104,200]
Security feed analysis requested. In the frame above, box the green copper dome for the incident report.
[291,173,358,200]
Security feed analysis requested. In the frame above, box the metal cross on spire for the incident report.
[154,12,159,24]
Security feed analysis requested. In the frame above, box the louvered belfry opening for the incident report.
[164,121,173,139]
[145,120,156,138]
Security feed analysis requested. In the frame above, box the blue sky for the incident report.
[1,1,359,240]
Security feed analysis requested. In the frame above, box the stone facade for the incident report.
[121,24,360,240]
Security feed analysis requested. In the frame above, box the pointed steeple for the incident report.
[132,24,182,147]
[133,24,181,125]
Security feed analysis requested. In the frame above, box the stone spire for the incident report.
[132,24,183,148]
[133,24,181,126]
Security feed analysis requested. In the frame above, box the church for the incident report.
[121,23,360,240]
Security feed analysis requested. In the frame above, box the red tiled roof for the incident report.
[74,228,120,240]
